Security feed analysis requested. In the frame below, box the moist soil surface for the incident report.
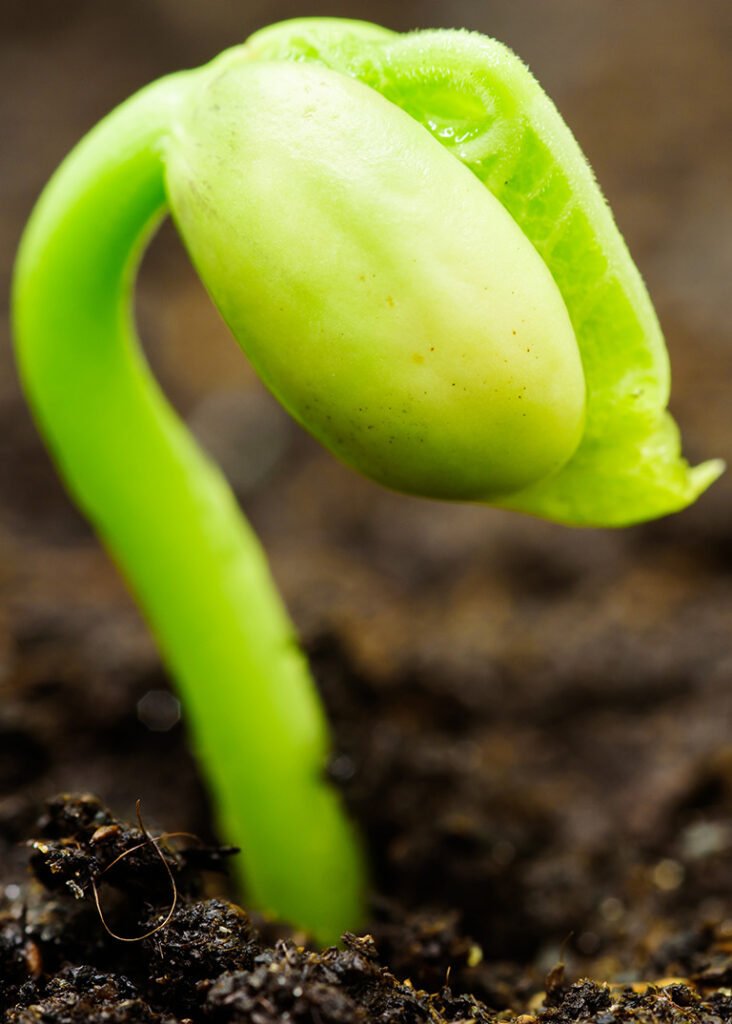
[2,1,732,1022]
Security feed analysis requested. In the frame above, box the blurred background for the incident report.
[1,0,731,972]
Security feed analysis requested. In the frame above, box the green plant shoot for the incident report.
[12,17,722,943]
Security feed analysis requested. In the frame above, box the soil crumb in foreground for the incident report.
[2,795,732,1023]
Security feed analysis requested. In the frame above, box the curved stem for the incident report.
[12,72,365,943]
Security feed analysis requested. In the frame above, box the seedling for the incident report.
[12,18,721,943]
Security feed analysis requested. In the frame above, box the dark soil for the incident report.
[1,1,732,1022]
[7,795,732,1024]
